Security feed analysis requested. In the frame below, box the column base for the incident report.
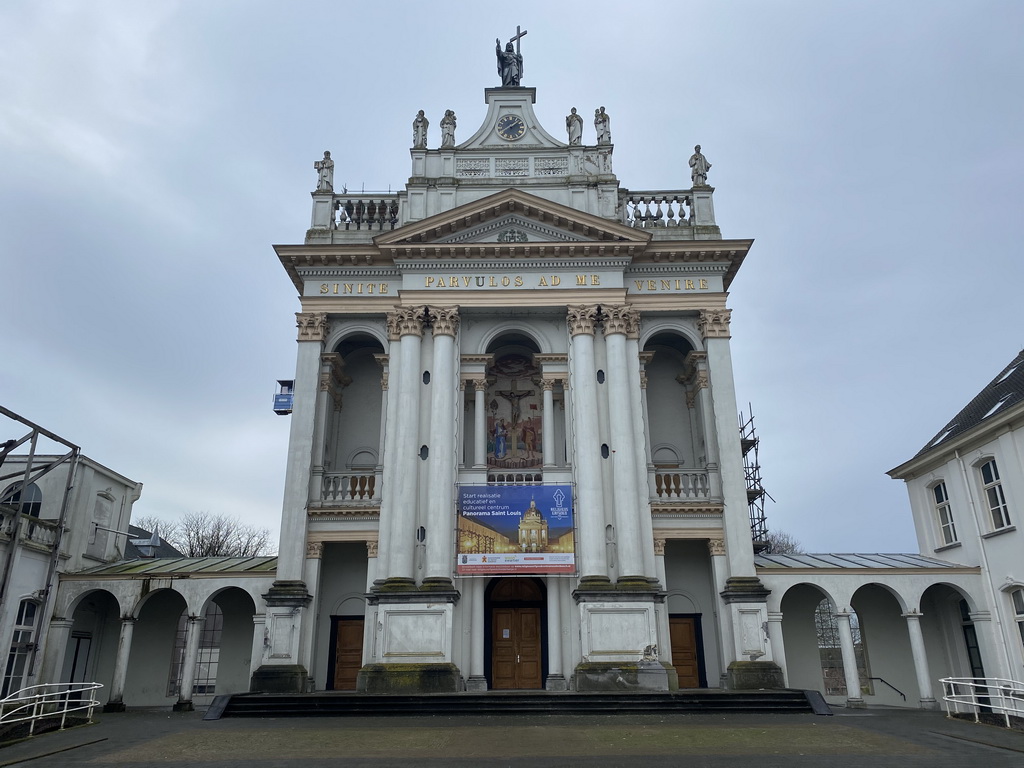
[845,697,867,709]
[357,663,461,694]
[372,577,418,593]
[544,673,568,691]
[465,675,488,692]
[102,700,126,713]
[172,700,194,712]
[574,661,669,692]
[250,664,311,693]
[726,660,785,690]
[919,698,939,710]
[421,576,455,592]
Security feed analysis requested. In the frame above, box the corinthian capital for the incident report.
[697,309,732,340]
[396,306,427,338]
[566,305,600,337]
[385,310,403,341]
[602,305,640,338]
[428,306,461,337]
[296,312,328,342]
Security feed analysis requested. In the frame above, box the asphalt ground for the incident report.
[1,707,1023,768]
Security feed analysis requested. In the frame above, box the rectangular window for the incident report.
[980,459,1011,530]
[932,482,958,545]
[1013,589,1024,651]
[2,601,38,697]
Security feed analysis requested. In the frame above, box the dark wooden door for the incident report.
[332,617,364,690]
[670,616,701,688]
[492,607,542,689]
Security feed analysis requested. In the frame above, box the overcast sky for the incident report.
[3,1,1022,554]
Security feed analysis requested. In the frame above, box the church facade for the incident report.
[258,63,782,695]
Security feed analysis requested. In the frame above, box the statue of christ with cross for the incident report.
[496,26,527,87]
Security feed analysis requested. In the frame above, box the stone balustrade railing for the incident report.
[0,511,60,548]
[653,471,710,499]
[487,472,543,486]
[620,191,693,229]
[332,195,401,231]
[321,472,380,503]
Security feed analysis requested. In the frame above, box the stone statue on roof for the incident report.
[689,145,712,187]
[412,110,428,149]
[314,151,333,192]
[496,27,527,87]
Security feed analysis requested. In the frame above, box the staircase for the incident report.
[205,689,830,720]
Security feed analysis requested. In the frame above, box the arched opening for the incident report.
[483,335,546,481]
[61,589,121,704]
[921,583,986,683]
[1,482,41,518]
[643,333,700,484]
[125,589,188,706]
[780,583,839,694]
[485,577,546,690]
[315,542,369,690]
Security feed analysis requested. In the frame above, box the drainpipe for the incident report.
[955,449,1013,677]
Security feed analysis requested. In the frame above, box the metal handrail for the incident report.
[940,676,1024,729]
[0,682,103,738]
[866,677,906,701]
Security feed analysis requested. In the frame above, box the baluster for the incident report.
[670,474,681,498]
[357,475,368,499]
[682,195,692,226]
[389,199,400,229]
[321,475,331,501]
[364,200,377,231]
[347,475,357,500]
[376,200,387,230]
[354,200,365,230]
[655,473,664,498]
[665,196,677,227]
[367,475,377,499]
[653,197,664,227]
[344,200,355,230]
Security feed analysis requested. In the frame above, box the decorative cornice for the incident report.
[650,503,724,517]
[567,305,600,336]
[697,309,732,340]
[297,312,328,342]
[428,306,460,337]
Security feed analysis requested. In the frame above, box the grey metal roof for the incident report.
[755,553,971,569]
[71,556,278,576]
[124,525,185,559]
[913,348,1024,458]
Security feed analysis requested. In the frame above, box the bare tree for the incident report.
[132,511,274,557]
[764,529,804,555]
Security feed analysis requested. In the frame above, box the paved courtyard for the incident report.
[1,707,1023,767]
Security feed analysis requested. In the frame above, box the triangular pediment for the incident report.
[374,188,649,248]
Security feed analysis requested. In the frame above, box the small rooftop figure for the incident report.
[689,145,712,187]
[314,151,333,193]
[594,107,611,145]
[496,27,526,87]
[440,110,457,148]
[412,110,428,149]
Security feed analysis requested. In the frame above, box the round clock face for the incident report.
[496,114,526,141]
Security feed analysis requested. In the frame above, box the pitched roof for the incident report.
[124,524,185,559]
[68,556,277,577]
[755,553,971,569]
[914,348,1024,458]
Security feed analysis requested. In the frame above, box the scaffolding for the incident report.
[739,404,773,553]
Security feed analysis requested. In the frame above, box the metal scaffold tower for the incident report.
[739,404,773,553]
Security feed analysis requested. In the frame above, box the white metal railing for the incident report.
[940,677,1024,728]
[0,682,103,737]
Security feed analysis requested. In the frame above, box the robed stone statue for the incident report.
[495,28,526,87]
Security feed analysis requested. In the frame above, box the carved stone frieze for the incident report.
[697,309,732,340]
[306,541,323,559]
[428,306,461,337]
[296,312,328,342]
[708,538,726,556]
[567,305,600,337]
[602,305,640,337]
[639,371,648,389]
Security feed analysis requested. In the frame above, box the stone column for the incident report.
[681,351,720,499]
[698,311,752,575]
[567,305,609,586]
[250,614,266,680]
[473,378,488,468]
[300,541,323,686]
[835,611,865,708]
[707,539,731,688]
[466,579,486,691]
[38,618,73,685]
[629,334,657,582]
[375,314,403,581]
[362,541,378,666]
[276,312,328,583]
[765,612,789,687]
[903,612,937,708]
[545,577,567,690]
[382,306,426,588]
[103,617,135,712]
[602,305,645,584]
[541,378,557,468]
[174,615,205,712]
[373,353,389,498]
[653,538,673,668]
[424,306,460,589]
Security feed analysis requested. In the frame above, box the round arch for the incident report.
[326,323,389,354]
[476,323,551,356]
[640,320,702,352]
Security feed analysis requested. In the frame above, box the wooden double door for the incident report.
[489,578,544,689]
[330,617,364,690]
[669,615,705,688]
